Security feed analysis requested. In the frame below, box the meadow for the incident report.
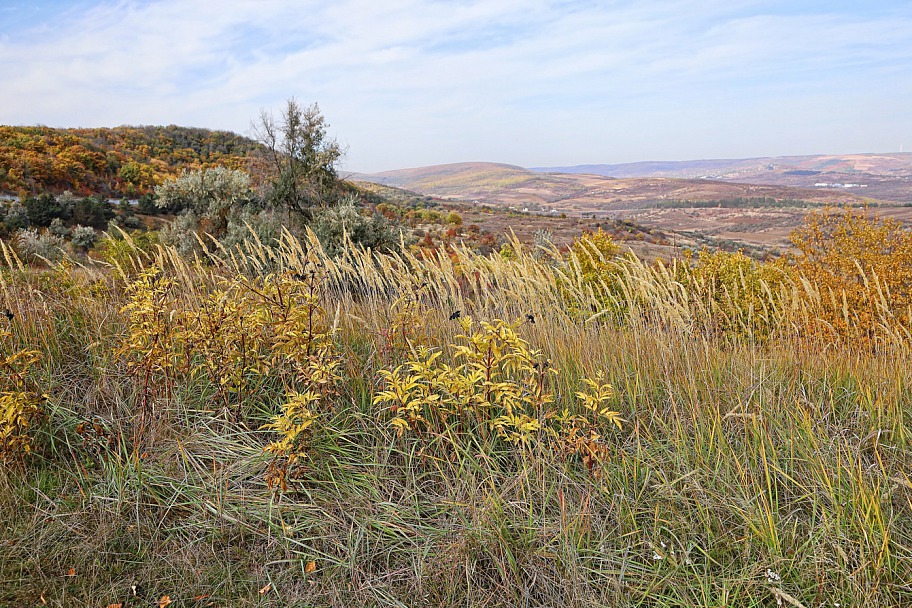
[1,207,911,607]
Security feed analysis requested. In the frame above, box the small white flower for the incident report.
[653,552,662,560]
[765,568,781,583]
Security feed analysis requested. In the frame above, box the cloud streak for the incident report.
[1,0,909,170]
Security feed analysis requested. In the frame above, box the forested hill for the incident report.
[0,125,261,197]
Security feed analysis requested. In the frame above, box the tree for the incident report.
[71,196,115,228]
[24,193,64,227]
[252,99,344,218]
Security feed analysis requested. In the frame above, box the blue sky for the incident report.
[1,0,910,172]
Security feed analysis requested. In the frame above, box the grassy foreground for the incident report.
[1,229,911,607]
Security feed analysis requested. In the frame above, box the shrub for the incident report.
[119,263,341,488]
[48,218,71,238]
[787,206,912,339]
[14,228,63,264]
[70,225,98,251]
[0,329,44,461]
[679,248,791,337]
[310,196,402,257]
[94,229,160,276]
[4,202,30,231]
[560,229,624,316]
[374,317,622,470]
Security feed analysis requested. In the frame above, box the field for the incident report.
[1,209,912,607]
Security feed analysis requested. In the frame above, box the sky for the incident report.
[0,0,910,173]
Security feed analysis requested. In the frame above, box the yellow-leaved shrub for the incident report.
[788,206,912,340]
[373,316,622,471]
[119,262,340,489]
[0,328,44,461]
[677,249,792,338]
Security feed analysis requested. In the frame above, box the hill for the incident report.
[533,153,912,203]
[0,125,260,197]
[354,161,878,211]
[354,161,912,250]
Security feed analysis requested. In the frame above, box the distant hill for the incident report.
[354,161,880,212]
[533,153,912,203]
[0,125,261,197]
[354,160,912,251]
[349,162,534,197]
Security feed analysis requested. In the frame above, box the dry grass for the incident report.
[0,230,910,607]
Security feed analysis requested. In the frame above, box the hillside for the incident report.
[534,153,912,203]
[355,161,912,250]
[355,161,879,210]
[0,125,260,197]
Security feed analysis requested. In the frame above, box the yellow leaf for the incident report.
[305,560,317,573]
[259,583,271,594]
[159,596,172,608]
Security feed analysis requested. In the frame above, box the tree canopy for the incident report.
[252,99,344,217]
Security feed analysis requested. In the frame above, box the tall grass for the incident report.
[0,228,910,607]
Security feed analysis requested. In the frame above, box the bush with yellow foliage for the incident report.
[788,206,912,340]
[0,328,44,461]
[373,316,622,470]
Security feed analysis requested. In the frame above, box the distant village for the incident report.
[814,182,868,189]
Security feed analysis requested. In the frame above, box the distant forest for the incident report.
[0,125,260,197]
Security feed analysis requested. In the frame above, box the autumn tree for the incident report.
[252,99,344,219]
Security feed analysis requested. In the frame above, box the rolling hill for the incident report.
[533,153,912,203]
[352,161,880,212]
[353,159,912,250]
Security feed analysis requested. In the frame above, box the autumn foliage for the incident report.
[0,125,259,196]
[788,206,912,339]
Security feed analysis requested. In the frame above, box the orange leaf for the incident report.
[258,583,271,594]
[159,596,172,608]
[193,594,210,601]
[304,560,316,573]
[106,604,123,608]
[66,567,76,577]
